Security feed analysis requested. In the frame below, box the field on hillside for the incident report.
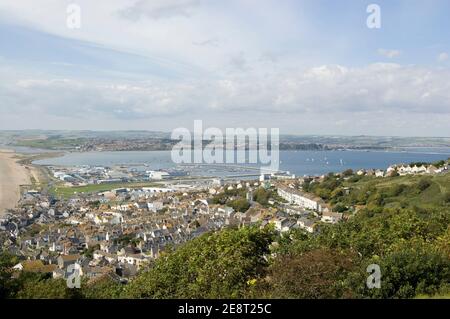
[303,170,450,216]
[346,173,450,208]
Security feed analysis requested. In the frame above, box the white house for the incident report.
[273,218,295,233]
[356,169,366,176]
[277,186,324,212]
[375,170,385,177]
[93,212,123,225]
[118,254,148,269]
[147,201,164,212]
[111,204,131,212]
[321,211,343,224]
[93,250,117,263]
[297,218,316,233]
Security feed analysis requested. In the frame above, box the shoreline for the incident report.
[0,149,54,216]
[0,149,32,216]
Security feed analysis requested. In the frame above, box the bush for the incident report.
[333,203,347,213]
[417,178,432,192]
[443,192,450,204]
[363,242,450,299]
[81,277,124,299]
[229,198,250,212]
[388,184,406,197]
[253,187,271,206]
[342,169,354,177]
[124,226,275,299]
[0,253,20,298]
[265,248,359,298]
[15,274,82,299]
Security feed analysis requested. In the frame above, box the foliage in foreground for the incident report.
[1,173,449,299]
[123,226,275,299]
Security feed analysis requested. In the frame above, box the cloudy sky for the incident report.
[1,0,450,136]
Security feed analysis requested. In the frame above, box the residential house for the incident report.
[57,254,81,269]
[273,217,295,233]
[297,217,316,233]
[321,211,343,224]
[375,170,385,177]
[93,250,117,263]
[277,186,325,212]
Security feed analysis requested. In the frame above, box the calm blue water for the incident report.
[33,149,450,177]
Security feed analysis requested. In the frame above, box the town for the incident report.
[1,157,448,286]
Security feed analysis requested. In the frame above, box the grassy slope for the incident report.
[342,173,450,209]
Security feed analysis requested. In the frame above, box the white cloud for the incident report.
[377,49,402,59]
[118,0,203,20]
[229,52,248,71]
[0,0,310,72]
[3,63,450,118]
[2,61,450,135]
[438,52,449,63]
[1,1,450,135]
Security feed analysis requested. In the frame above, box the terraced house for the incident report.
[277,186,326,212]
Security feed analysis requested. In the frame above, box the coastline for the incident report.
[0,149,31,216]
[0,148,61,216]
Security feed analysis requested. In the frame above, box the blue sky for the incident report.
[1,0,450,136]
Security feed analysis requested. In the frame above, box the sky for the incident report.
[1,0,450,136]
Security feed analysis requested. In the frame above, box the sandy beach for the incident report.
[0,149,31,216]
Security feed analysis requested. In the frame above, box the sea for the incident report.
[32,148,450,177]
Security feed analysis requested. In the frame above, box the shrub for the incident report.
[417,178,431,192]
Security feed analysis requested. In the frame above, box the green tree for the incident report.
[15,274,81,299]
[81,276,124,299]
[253,187,272,206]
[333,203,347,213]
[229,198,250,212]
[361,241,450,299]
[123,226,275,299]
[0,252,20,298]
[265,248,360,298]
[342,169,354,177]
